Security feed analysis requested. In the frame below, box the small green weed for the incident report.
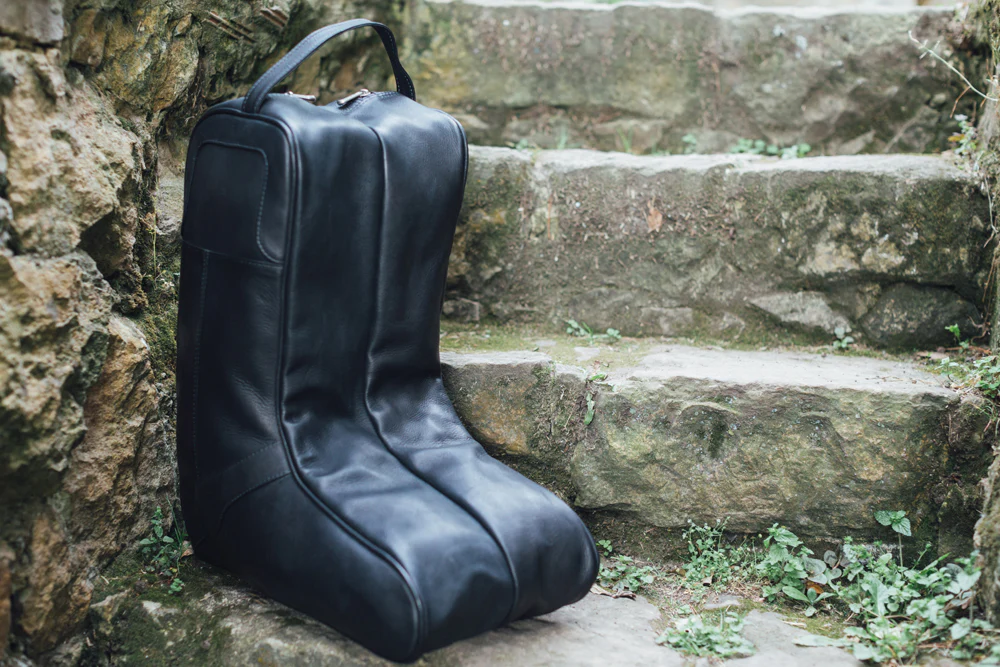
[617,127,635,154]
[674,509,1000,663]
[555,127,580,150]
[730,138,811,159]
[874,509,911,566]
[565,319,622,345]
[950,114,980,158]
[682,520,755,588]
[936,324,1000,399]
[596,540,659,594]
[657,612,755,658]
[584,392,596,426]
[947,323,971,350]
[138,506,189,595]
[832,326,855,351]
[681,133,698,155]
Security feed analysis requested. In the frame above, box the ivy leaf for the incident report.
[853,643,877,661]
[782,585,811,603]
[951,618,972,641]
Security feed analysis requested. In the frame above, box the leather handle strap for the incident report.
[242,19,416,114]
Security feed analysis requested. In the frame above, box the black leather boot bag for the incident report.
[176,20,597,662]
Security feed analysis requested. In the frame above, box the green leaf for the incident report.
[584,393,596,426]
[891,518,911,537]
[874,510,893,527]
[951,618,972,640]
[781,585,811,603]
[852,643,877,661]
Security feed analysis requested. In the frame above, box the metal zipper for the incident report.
[283,91,317,102]
[336,88,372,107]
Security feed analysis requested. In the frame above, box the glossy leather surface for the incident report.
[176,20,596,662]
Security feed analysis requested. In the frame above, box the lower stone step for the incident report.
[88,562,861,666]
[448,147,991,350]
[440,345,989,556]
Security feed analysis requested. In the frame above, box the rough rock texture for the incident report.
[406,0,977,154]
[750,291,851,334]
[970,0,1000,624]
[441,348,990,550]
[0,0,64,45]
[975,450,1000,624]
[449,147,990,349]
[84,560,861,666]
[0,0,399,659]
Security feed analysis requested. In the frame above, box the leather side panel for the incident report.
[194,251,284,478]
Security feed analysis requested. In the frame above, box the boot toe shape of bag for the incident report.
[199,468,516,661]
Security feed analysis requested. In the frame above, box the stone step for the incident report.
[404,0,975,154]
[88,563,861,666]
[439,345,989,555]
[447,147,991,350]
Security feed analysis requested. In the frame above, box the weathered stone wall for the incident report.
[0,0,395,660]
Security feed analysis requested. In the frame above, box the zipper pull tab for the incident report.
[336,89,372,107]
[283,91,317,102]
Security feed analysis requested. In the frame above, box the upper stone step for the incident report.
[447,147,990,350]
[404,0,974,154]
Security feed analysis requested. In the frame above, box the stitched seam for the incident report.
[267,111,425,655]
[381,27,414,99]
[182,240,281,269]
[192,249,209,482]
[338,92,400,116]
[342,94,382,114]
[215,471,291,533]
[186,140,276,263]
[199,442,281,486]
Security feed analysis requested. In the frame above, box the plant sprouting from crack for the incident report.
[565,319,622,345]
[657,612,756,658]
[138,506,190,595]
[729,138,811,159]
[596,540,659,594]
[832,326,854,351]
